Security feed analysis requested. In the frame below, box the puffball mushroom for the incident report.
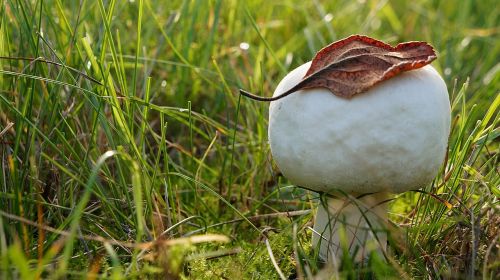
[268,61,451,262]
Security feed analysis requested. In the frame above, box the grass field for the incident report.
[0,0,498,279]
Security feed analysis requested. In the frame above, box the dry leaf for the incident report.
[239,34,437,100]
[300,34,437,98]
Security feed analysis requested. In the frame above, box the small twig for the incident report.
[187,209,311,236]
[0,210,228,250]
[483,233,499,277]
[0,56,103,86]
[0,122,14,138]
[411,189,453,209]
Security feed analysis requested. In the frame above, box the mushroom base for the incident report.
[312,192,389,264]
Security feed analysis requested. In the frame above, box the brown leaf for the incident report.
[238,35,437,101]
[298,35,437,98]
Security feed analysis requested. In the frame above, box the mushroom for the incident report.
[268,61,451,263]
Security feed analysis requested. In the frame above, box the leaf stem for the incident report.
[238,88,295,102]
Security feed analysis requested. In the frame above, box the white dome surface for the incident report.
[269,62,450,194]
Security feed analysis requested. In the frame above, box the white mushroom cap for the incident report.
[269,62,450,194]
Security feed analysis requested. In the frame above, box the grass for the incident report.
[0,0,498,278]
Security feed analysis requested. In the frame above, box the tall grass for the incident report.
[0,0,498,278]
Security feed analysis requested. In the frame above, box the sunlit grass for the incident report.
[0,0,498,278]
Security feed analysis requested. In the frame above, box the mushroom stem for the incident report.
[312,192,389,263]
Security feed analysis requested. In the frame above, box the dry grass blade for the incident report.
[0,210,229,250]
[265,238,287,280]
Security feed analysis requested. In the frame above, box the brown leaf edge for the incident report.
[239,34,437,101]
